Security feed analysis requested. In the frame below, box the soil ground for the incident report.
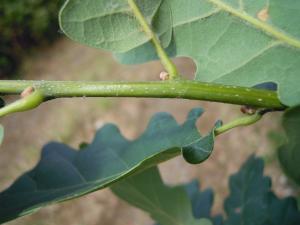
[0,38,297,225]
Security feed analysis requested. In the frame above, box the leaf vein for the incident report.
[206,0,300,49]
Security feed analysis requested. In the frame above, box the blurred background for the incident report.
[0,1,298,225]
[0,0,62,78]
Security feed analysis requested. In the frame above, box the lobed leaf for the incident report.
[59,0,172,52]
[224,155,300,225]
[278,105,300,185]
[0,108,219,224]
[184,180,223,225]
[113,155,300,225]
[183,120,221,164]
[111,166,213,225]
[116,0,300,106]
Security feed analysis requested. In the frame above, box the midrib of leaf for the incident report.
[206,0,300,49]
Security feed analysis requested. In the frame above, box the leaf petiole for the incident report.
[127,0,180,79]
[214,111,264,136]
[0,88,44,118]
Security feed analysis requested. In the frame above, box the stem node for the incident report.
[0,89,44,118]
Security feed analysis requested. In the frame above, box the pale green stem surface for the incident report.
[0,80,284,110]
[127,0,180,79]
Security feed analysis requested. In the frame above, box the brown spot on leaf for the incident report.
[257,8,269,22]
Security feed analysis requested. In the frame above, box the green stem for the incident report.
[127,0,179,79]
[0,80,285,110]
[214,112,263,136]
[0,89,44,117]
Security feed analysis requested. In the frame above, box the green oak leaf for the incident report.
[0,108,218,224]
[112,166,213,225]
[224,155,300,225]
[182,180,223,225]
[278,105,300,185]
[183,120,222,164]
[116,0,300,106]
[59,0,172,52]
[113,156,300,225]
[157,180,223,225]
[0,125,3,146]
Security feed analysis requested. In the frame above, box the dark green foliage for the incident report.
[184,180,223,225]
[0,0,62,77]
[0,108,218,224]
[112,166,212,225]
[113,156,300,225]
[182,120,221,164]
[224,156,300,225]
[278,106,300,185]
[0,98,5,108]
[253,82,278,91]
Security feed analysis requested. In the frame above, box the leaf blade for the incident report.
[278,105,300,185]
[112,166,213,225]
[59,0,173,52]
[224,155,300,225]
[116,0,300,106]
[0,108,218,224]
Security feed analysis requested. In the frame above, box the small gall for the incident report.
[240,106,257,115]
[159,71,170,81]
[21,87,35,98]
[257,8,269,22]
